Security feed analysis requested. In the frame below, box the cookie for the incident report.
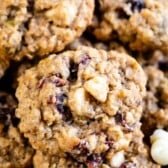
[16,46,146,166]
[135,50,168,135]
[16,0,94,59]
[0,0,29,78]
[0,91,34,168]
[33,129,160,168]
[92,0,168,52]
[0,0,94,77]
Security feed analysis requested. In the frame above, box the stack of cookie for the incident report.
[0,0,167,167]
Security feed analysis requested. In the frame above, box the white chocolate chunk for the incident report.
[110,151,125,167]
[68,87,93,117]
[150,129,168,144]
[151,139,168,166]
[87,134,98,151]
[84,76,109,102]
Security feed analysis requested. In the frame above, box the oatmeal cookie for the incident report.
[92,0,168,52]
[33,129,160,168]
[0,91,34,168]
[136,50,168,135]
[17,0,94,59]
[16,46,146,166]
[0,0,29,78]
[0,0,94,77]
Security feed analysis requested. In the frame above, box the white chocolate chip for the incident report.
[68,88,93,117]
[151,139,168,166]
[87,134,98,151]
[84,76,109,102]
[150,129,168,144]
[110,151,125,167]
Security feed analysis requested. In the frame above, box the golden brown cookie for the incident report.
[0,91,34,168]
[92,0,168,53]
[16,46,146,167]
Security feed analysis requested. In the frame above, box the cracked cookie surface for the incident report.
[0,0,29,78]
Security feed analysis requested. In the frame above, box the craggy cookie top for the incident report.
[0,0,94,77]
[16,46,146,166]
[33,129,160,168]
[0,0,29,59]
[92,0,168,52]
[0,91,34,168]
[136,51,168,134]
[0,0,28,78]
[18,0,94,58]
[0,0,94,59]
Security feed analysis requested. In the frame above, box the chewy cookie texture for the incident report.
[136,50,168,135]
[16,46,147,167]
[92,0,168,52]
[0,0,94,78]
[0,0,167,167]
[0,91,34,168]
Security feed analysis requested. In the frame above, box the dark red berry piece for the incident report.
[80,55,91,65]
[115,113,135,132]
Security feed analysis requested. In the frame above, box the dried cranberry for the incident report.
[56,103,64,113]
[122,121,135,132]
[86,154,102,168]
[115,113,135,132]
[73,141,90,156]
[80,55,91,65]
[158,60,168,72]
[55,94,67,110]
[68,61,79,82]
[115,113,124,123]
[56,102,73,122]
[57,94,67,103]
[53,78,66,87]
[62,106,73,122]
[126,0,146,12]
[105,138,114,148]
[37,75,65,89]
[37,77,46,89]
